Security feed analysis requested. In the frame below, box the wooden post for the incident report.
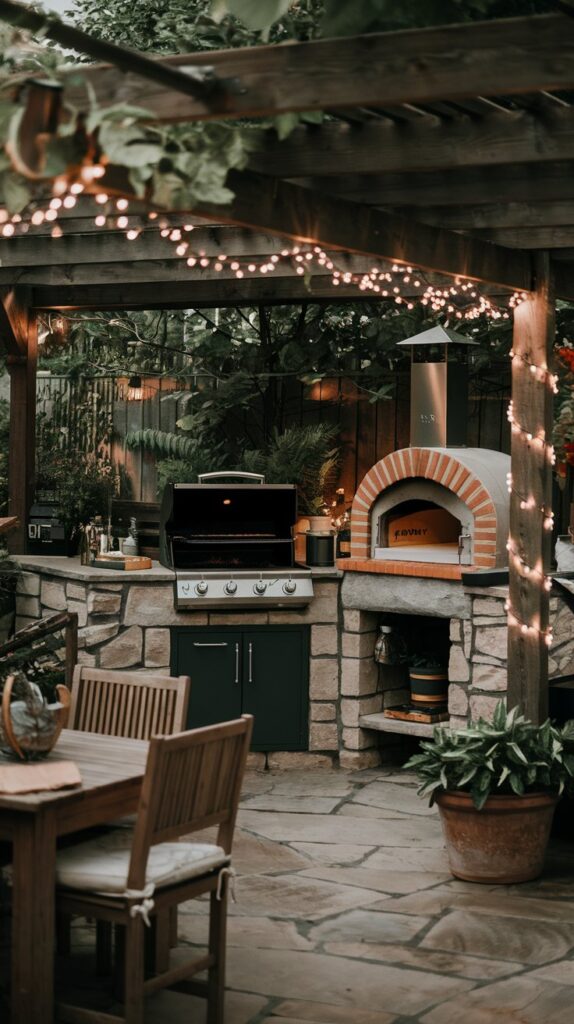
[507,253,555,722]
[0,291,37,554]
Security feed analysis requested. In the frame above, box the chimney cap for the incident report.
[396,325,479,347]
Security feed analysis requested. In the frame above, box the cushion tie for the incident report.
[216,866,236,902]
[126,883,155,927]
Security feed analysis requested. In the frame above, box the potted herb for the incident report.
[407,702,574,883]
[408,653,448,705]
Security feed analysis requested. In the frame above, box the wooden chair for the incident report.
[69,666,190,739]
[65,667,191,966]
[55,715,253,1024]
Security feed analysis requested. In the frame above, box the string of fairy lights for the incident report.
[505,341,557,646]
[0,180,530,319]
[1,177,561,646]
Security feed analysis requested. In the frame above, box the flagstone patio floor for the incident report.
[6,764,574,1022]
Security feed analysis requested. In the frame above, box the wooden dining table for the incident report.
[0,729,149,1024]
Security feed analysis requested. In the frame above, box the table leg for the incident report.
[11,811,57,1024]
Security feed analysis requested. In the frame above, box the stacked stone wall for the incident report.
[15,571,342,764]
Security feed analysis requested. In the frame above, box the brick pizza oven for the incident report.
[346,326,510,578]
[349,445,510,574]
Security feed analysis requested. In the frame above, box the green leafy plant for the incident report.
[408,653,446,671]
[240,423,339,515]
[36,440,115,542]
[406,701,574,810]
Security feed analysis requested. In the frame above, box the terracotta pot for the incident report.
[436,790,558,884]
[307,515,334,534]
[409,668,448,704]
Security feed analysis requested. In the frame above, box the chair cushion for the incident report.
[56,828,229,895]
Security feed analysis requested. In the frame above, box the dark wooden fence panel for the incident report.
[36,369,511,506]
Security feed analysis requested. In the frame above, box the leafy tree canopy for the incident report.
[67,0,554,53]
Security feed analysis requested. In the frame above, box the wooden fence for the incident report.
[36,368,511,507]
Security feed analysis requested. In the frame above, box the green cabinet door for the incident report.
[242,628,309,750]
[171,630,242,729]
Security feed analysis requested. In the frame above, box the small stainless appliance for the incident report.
[27,500,68,555]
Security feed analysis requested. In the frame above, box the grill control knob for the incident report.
[253,580,267,595]
[195,581,208,596]
[283,579,297,595]
[224,580,237,595]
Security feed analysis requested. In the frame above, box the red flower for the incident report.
[557,347,574,373]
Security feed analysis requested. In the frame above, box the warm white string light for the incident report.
[509,348,559,392]
[8,178,559,652]
[0,186,530,318]
[506,327,556,647]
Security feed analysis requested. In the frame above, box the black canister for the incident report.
[305,532,335,567]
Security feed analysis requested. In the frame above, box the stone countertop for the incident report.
[16,555,342,583]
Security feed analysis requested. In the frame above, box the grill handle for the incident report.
[197,471,265,484]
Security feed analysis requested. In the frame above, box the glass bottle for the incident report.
[336,510,351,558]
[79,524,91,566]
[374,625,397,665]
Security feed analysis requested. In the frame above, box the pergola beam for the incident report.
[297,163,574,208]
[59,13,574,123]
[189,171,533,293]
[250,108,574,179]
[28,277,376,310]
[408,201,574,230]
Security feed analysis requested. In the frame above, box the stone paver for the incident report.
[18,764,574,1024]
[351,780,438,816]
[289,842,377,865]
[421,976,574,1024]
[422,908,574,964]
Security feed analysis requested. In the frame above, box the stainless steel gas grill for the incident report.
[159,472,314,609]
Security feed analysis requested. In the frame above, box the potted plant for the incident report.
[406,702,574,883]
[408,653,448,705]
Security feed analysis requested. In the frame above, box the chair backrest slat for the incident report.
[69,667,191,740]
[127,716,253,891]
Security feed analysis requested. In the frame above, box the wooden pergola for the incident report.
[2,8,574,720]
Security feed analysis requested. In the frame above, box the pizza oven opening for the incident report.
[371,478,473,565]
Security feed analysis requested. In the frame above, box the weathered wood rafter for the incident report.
[190,172,534,293]
[406,201,574,230]
[250,108,574,179]
[29,277,374,310]
[60,13,574,123]
[297,163,574,208]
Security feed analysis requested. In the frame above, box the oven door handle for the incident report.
[197,471,265,484]
[192,642,228,647]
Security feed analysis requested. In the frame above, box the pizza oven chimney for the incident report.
[397,325,479,448]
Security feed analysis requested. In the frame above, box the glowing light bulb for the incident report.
[116,198,129,211]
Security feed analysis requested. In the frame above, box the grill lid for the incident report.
[159,473,298,571]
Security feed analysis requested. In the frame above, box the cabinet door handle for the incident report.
[235,642,239,685]
[248,641,253,683]
[193,642,228,647]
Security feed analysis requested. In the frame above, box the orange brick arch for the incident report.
[350,448,499,569]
